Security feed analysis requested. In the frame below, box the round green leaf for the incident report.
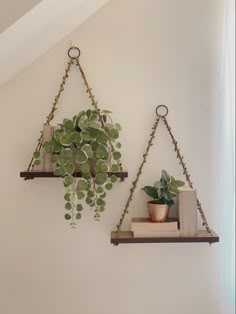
[81,131,92,141]
[105,183,113,190]
[79,119,88,131]
[54,167,62,176]
[111,164,120,172]
[60,148,73,159]
[80,163,90,174]
[64,214,71,220]
[33,151,40,158]
[95,173,108,185]
[75,150,88,164]
[100,192,106,199]
[63,119,74,131]
[54,166,66,177]
[77,179,89,191]
[96,130,108,143]
[108,128,119,139]
[76,204,83,212]
[59,149,73,165]
[64,175,74,186]
[82,144,93,158]
[112,151,121,160]
[86,109,92,117]
[104,123,114,130]
[76,111,86,121]
[76,213,82,220]
[60,133,72,146]
[52,140,63,153]
[96,145,108,159]
[95,160,108,173]
[58,155,67,166]
[96,198,105,206]
[89,121,101,129]
[116,142,122,149]
[64,163,75,175]
[115,123,122,131]
[110,174,118,183]
[65,202,72,210]
[51,154,59,163]
[96,187,104,194]
[77,192,85,200]
[64,193,71,201]
[53,130,62,142]
[34,159,41,166]
[71,132,81,145]
[82,173,91,180]
[87,191,95,198]
[86,197,93,205]
[43,142,53,154]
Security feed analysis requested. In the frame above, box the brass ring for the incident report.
[68,46,81,59]
[156,105,169,117]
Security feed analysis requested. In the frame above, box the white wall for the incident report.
[0,0,224,313]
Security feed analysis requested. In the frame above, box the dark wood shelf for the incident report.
[111,230,219,245]
[20,171,128,180]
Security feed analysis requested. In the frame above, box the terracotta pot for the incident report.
[147,202,169,222]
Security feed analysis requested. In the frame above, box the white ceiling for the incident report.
[0,0,43,33]
[0,0,111,87]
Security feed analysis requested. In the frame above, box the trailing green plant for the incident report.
[33,109,122,227]
[142,170,185,206]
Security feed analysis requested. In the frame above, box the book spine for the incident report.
[133,230,181,238]
[131,222,178,232]
[178,189,197,236]
[42,124,54,171]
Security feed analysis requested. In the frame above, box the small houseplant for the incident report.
[142,170,185,222]
[33,109,122,227]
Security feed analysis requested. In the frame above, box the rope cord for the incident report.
[162,116,212,235]
[26,60,74,173]
[116,115,161,231]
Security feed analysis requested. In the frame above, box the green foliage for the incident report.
[142,170,185,207]
[33,151,41,166]
[40,109,123,226]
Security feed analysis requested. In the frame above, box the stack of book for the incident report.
[131,218,180,238]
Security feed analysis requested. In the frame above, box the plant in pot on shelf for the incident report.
[34,109,122,227]
[142,170,185,222]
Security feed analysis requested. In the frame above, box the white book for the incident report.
[133,230,181,238]
[42,124,54,171]
[178,187,197,237]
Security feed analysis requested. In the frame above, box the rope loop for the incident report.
[156,105,168,117]
[68,46,81,59]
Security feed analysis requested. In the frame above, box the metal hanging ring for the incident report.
[68,46,81,59]
[156,105,169,117]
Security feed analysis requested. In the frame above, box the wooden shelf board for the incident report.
[111,230,219,245]
[20,171,128,179]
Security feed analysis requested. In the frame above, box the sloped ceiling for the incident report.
[0,0,43,33]
[0,0,111,87]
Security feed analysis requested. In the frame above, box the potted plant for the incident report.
[33,109,122,227]
[142,170,185,222]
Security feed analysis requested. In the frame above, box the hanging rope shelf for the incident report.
[20,46,128,181]
[111,106,219,245]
